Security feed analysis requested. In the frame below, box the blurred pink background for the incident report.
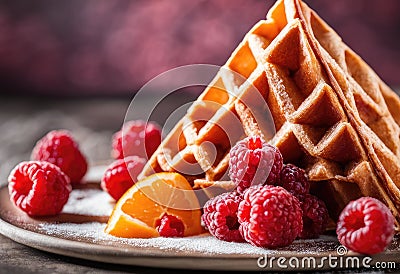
[0,0,399,96]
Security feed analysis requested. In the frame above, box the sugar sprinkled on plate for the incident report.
[38,222,269,255]
[34,185,346,256]
[38,222,339,255]
[62,189,113,216]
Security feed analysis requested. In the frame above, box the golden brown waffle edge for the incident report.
[138,0,400,230]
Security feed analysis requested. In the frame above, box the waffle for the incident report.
[138,21,276,183]
[290,0,400,227]
[139,0,400,227]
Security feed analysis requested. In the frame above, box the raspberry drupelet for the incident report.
[111,120,161,160]
[238,185,303,248]
[336,197,395,255]
[101,156,146,200]
[156,213,185,237]
[279,164,310,198]
[31,130,87,184]
[299,194,329,239]
[229,136,283,193]
[202,191,244,242]
[8,161,72,216]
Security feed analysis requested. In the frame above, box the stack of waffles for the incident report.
[139,0,400,228]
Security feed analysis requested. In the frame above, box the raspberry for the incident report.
[279,164,310,198]
[31,130,88,184]
[202,191,244,242]
[336,197,395,255]
[156,213,185,237]
[8,161,72,216]
[101,156,146,200]
[238,185,303,248]
[229,136,283,193]
[299,194,329,239]
[111,120,161,160]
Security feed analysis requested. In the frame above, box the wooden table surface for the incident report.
[0,233,200,274]
[0,95,397,273]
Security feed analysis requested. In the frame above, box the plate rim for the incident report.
[1,185,399,271]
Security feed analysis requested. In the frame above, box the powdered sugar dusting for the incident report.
[32,185,396,257]
[62,189,113,216]
[38,222,268,255]
[39,222,106,242]
[37,222,340,255]
[118,234,269,255]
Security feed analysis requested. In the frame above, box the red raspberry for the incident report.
[101,156,146,200]
[229,136,283,193]
[202,191,244,242]
[336,197,395,255]
[238,185,303,248]
[299,194,329,239]
[279,164,310,198]
[156,213,185,237]
[111,120,161,160]
[31,130,88,184]
[8,161,72,216]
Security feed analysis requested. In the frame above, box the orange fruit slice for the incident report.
[105,172,202,238]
